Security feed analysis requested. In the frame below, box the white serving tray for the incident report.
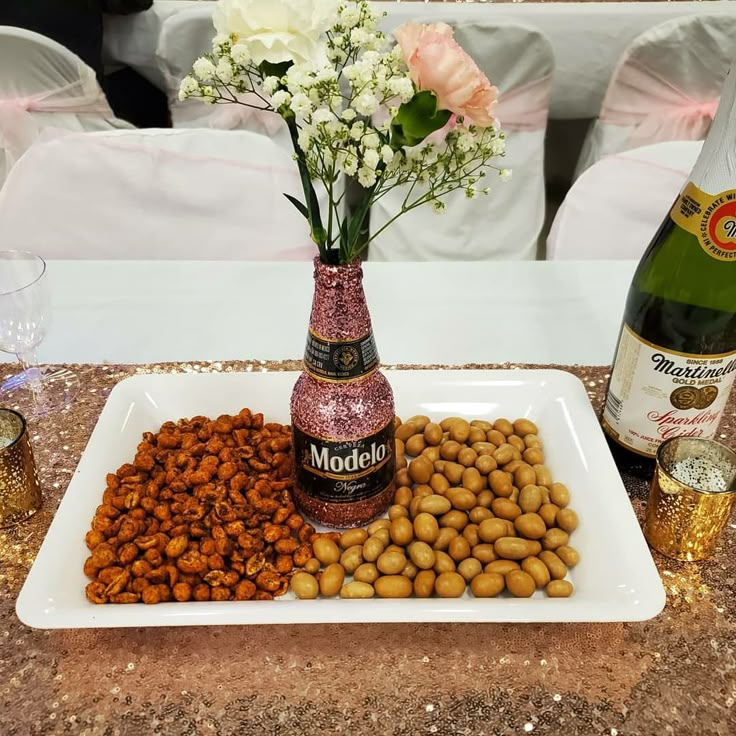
[16,370,665,628]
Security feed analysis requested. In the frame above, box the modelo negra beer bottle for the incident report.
[602,61,736,476]
[291,257,395,527]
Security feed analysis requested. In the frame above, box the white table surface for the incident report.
[102,1,736,120]
[0,260,637,367]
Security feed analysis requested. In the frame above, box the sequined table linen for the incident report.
[1,361,734,736]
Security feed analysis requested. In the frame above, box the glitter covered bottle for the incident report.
[290,257,395,527]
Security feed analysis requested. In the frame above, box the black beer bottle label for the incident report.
[292,421,395,504]
[303,329,379,382]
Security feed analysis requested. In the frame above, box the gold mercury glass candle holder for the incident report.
[0,408,42,528]
[644,436,736,561]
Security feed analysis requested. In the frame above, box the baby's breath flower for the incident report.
[362,148,380,170]
[362,132,380,149]
[312,107,334,125]
[178,75,199,101]
[432,200,446,214]
[230,43,251,66]
[215,59,234,84]
[340,6,361,28]
[201,85,217,103]
[270,90,291,110]
[262,76,281,96]
[457,132,475,153]
[499,168,512,181]
[290,93,313,117]
[380,144,394,164]
[354,92,378,116]
[192,57,216,81]
[212,34,230,52]
[388,77,414,103]
[491,138,506,156]
[297,126,314,152]
[357,166,377,187]
[342,153,358,177]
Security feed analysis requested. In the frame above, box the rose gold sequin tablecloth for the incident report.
[1,361,734,736]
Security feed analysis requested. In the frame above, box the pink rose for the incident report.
[393,22,498,127]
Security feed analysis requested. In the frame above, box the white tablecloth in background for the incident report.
[0,260,637,366]
[102,1,736,119]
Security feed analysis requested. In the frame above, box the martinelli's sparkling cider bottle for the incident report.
[291,257,395,527]
[602,62,736,475]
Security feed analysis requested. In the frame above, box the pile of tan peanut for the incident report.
[291,416,579,600]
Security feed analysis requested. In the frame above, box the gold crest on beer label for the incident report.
[670,182,736,261]
[304,329,379,382]
[602,324,736,457]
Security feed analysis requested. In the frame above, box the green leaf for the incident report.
[283,193,309,220]
[259,60,292,79]
[390,91,452,148]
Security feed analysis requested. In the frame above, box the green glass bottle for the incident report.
[602,62,736,476]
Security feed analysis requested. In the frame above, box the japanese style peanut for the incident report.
[290,414,579,601]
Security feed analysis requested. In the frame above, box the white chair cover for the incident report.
[0,25,132,185]
[0,128,318,260]
[575,15,736,178]
[368,21,554,261]
[547,141,703,261]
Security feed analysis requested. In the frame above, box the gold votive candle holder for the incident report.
[644,436,736,561]
[0,408,42,528]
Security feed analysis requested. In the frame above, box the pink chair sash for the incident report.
[0,79,113,169]
[495,75,552,133]
[207,92,284,136]
[600,60,718,148]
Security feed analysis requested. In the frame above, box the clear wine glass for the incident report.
[0,251,77,416]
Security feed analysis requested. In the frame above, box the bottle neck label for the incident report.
[303,328,379,382]
[292,420,395,504]
[670,182,736,261]
[603,324,736,457]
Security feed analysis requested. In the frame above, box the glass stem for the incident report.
[16,350,44,401]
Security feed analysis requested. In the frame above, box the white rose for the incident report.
[213,0,339,66]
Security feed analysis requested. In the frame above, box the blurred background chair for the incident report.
[367,21,554,261]
[157,6,291,149]
[0,25,132,186]
[575,15,736,179]
[547,140,702,260]
[0,128,317,260]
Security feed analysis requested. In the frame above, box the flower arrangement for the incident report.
[179,0,510,264]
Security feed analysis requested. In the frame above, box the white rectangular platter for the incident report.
[16,369,666,628]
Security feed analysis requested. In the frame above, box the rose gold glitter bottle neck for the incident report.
[310,256,372,341]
